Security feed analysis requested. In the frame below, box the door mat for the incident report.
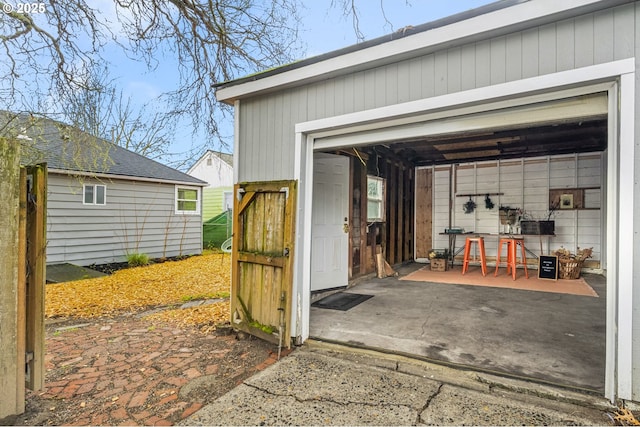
[311,292,374,311]
[400,266,598,297]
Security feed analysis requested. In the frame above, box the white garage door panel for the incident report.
[314,92,608,150]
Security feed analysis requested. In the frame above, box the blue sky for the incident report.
[299,1,494,57]
[106,1,495,165]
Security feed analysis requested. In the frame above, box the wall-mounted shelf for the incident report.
[549,187,600,210]
[455,192,504,197]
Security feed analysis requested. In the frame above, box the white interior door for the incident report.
[311,153,349,291]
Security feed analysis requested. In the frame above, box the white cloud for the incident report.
[124,81,162,102]
[92,0,132,43]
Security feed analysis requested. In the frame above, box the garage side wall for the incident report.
[236,3,635,183]
[47,174,203,266]
[431,153,604,266]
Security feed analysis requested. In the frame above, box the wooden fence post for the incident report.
[0,138,23,421]
[17,168,27,411]
[25,163,47,392]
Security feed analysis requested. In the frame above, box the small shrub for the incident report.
[127,253,150,267]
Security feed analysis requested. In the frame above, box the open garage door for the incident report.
[307,90,612,393]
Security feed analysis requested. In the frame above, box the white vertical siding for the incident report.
[574,14,595,68]
[490,36,507,85]
[237,4,635,183]
[431,154,603,261]
[522,159,549,218]
[420,54,436,99]
[46,174,202,266]
[432,167,451,246]
[475,163,500,259]
[453,165,475,235]
[505,33,523,82]
[521,28,540,79]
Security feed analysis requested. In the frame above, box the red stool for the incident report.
[495,237,528,280]
[462,237,487,276]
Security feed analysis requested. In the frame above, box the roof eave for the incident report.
[49,168,208,187]
[215,0,631,104]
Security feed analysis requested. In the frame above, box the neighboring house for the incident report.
[187,150,234,249]
[2,113,206,266]
[187,150,234,221]
[215,0,640,403]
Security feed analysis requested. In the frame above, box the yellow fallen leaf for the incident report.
[144,302,230,331]
[615,407,640,426]
[46,254,231,319]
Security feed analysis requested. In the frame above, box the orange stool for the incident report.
[461,237,487,276]
[494,237,528,280]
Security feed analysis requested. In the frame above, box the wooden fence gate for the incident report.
[230,181,296,349]
[22,164,47,392]
[0,154,46,421]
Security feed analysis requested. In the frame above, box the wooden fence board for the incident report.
[415,169,433,259]
[0,139,21,420]
[25,164,46,391]
[16,168,27,411]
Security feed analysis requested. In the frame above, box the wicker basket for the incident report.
[558,258,583,279]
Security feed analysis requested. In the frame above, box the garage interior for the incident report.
[309,108,608,392]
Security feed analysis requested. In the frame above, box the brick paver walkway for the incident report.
[24,317,282,426]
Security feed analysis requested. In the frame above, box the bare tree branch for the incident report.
[329,0,405,42]
[59,65,179,165]
[1,1,108,105]
[1,0,400,163]
[1,0,303,149]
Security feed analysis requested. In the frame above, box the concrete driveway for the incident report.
[183,344,612,426]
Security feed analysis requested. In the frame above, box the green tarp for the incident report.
[203,210,232,250]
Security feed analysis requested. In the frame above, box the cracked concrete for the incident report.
[181,344,612,426]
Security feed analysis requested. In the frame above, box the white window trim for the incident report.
[366,176,385,222]
[175,185,201,215]
[82,184,107,206]
[223,190,233,211]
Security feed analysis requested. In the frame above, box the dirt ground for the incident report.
[12,314,283,426]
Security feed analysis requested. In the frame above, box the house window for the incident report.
[175,186,200,214]
[367,176,385,222]
[83,184,106,205]
[223,191,233,211]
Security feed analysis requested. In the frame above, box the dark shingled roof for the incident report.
[2,113,205,185]
[216,151,233,167]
